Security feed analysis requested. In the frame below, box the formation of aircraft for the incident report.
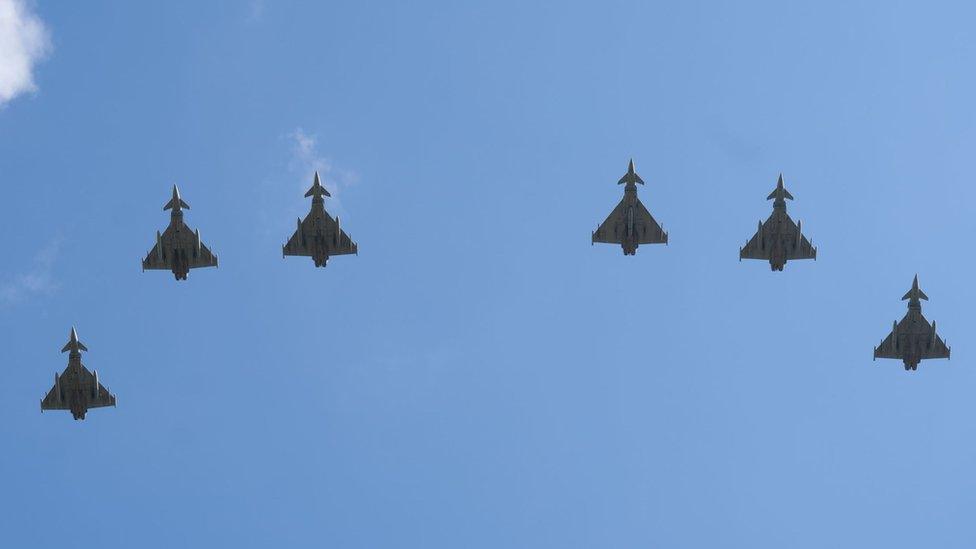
[40,164,953,419]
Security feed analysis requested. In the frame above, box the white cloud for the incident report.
[288,128,358,202]
[254,129,359,239]
[0,238,61,304]
[290,128,331,186]
[0,0,51,106]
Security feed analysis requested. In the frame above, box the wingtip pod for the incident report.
[304,172,332,198]
[163,184,190,211]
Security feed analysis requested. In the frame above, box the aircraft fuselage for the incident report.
[621,187,639,255]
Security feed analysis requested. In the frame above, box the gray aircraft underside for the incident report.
[739,174,817,271]
[592,159,668,255]
[142,185,218,280]
[283,172,357,267]
[874,275,951,371]
[41,328,116,420]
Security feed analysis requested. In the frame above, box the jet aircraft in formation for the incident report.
[591,159,668,254]
[738,174,817,271]
[587,161,953,374]
[142,185,219,280]
[283,172,358,267]
[873,275,951,371]
[38,162,958,419]
[40,328,116,420]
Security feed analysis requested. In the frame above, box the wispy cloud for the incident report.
[0,237,61,305]
[244,0,265,23]
[288,128,358,204]
[0,0,51,107]
[254,129,359,240]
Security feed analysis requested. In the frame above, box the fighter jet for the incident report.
[283,172,357,267]
[739,174,817,271]
[873,275,951,371]
[591,159,668,255]
[142,185,219,280]
[41,328,116,420]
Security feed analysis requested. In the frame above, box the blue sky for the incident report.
[3,1,976,547]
